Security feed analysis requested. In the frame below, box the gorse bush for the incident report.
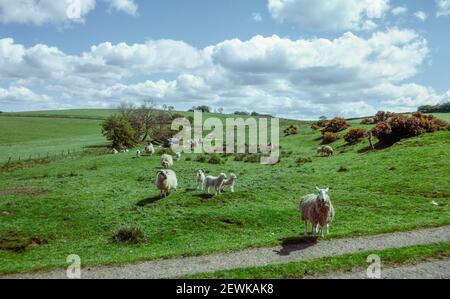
[374,111,398,123]
[322,132,339,144]
[372,113,448,145]
[284,125,299,136]
[321,118,350,134]
[344,128,368,144]
[361,117,376,125]
[311,119,329,131]
[208,154,223,165]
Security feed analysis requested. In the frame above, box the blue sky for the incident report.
[0,0,449,118]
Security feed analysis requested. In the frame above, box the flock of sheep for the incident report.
[119,141,336,238]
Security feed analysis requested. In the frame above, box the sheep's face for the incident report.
[219,173,227,180]
[157,171,168,180]
[316,187,330,204]
[229,174,237,180]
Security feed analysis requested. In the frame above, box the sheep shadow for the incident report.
[193,193,215,200]
[274,236,318,256]
[136,196,164,206]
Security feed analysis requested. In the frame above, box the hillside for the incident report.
[0,110,449,274]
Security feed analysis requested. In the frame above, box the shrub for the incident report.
[234,154,245,162]
[208,154,222,165]
[372,113,448,145]
[322,132,339,144]
[361,118,375,125]
[284,125,299,136]
[311,119,328,130]
[196,155,207,163]
[101,115,136,149]
[338,166,349,172]
[243,153,262,163]
[344,128,368,144]
[374,111,398,123]
[321,118,350,134]
[185,156,192,161]
[113,226,144,244]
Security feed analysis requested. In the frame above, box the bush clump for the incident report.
[344,128,368,144]
[361,117,376,125]
[322,132,339,144]
[374,111,398,123]
[321,118,350,134]
[372,113,448,145]
[284,125,299,136]
[113,226,145,244]
[208,154,223,165]
[156,148,174,156]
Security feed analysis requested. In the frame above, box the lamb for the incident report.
[317,145,334,157]
[300,187,335,237]
[175,152,181,161]
[204,173,227,195]
[196,170,206,191]
[136,149,141,158]
[155,169,178,198]
[221,173,237,193]
[161,154,174,169]
[145,143,155,155]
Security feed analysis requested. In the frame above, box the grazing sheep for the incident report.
[204,173,227,195]
[111,148,119,155]
[221,173,237,193]
[145,143,155,155]
[161,154,174,169]
[136,150,141,158]
[176,152,181,161]
[317,145,334,157]
[300,187,335,237]
[155,169,178,198]
[196,170,206,191]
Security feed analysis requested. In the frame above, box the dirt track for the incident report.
[2,225,449,279]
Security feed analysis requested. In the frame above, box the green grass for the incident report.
[184,243,450,279]
[0,110,449,275]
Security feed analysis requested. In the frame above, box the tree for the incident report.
[101,115,136,149]
[192,105,211,113]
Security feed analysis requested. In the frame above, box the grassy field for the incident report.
[185,243,450,279]
[0,110,449,274]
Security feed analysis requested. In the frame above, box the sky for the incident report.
[0,0,449,119]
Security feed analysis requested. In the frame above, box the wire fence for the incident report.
[3,148,88,165]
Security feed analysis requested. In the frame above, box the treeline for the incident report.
[418,102,450,113]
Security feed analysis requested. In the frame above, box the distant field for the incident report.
[0,110,448,274]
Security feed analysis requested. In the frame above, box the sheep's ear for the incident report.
[316,186,320,192]
[325,188,330,193]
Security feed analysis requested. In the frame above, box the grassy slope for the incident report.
[185,243,450,279]
[0,111,449,274]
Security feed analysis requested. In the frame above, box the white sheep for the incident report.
[155,169,178,198]
[317,145,334,157]
[221,173,237,193]
[111,148,119,155]
[145,143,155,155]
[136,150,141,158]
[196,170,206,191]
[161,154,174,169]
[204,173,227,195]
[300,187,335,237]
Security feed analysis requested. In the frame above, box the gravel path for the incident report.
[2,225,449,279]
[310,260,450,279]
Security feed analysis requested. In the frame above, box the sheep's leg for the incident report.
[312,223,316,237]
[303,221,308,237]
[231,185,235,193]
[326,224,330,235]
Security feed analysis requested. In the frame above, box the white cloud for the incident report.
[0,0,139,25]
[252,13,263,22]
[106,0,138,16]
[1,29,447,118]
[267,0,390,31]
[414,11,428,22]
[391,6,408,16]
[0,0,96,25]
[436,0,450,17]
